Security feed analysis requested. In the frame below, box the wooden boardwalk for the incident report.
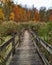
[10,31,43,65]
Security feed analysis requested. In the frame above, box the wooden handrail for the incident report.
[0,33,19,65]
[0,37,13,51]
[0,28,25,65]
[30,30,51,65]
[35,35,52,54]
[38,37,52,49]
[30,29,52,54]
[32,39,50,65]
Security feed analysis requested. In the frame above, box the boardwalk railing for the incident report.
[32,39,50,65]
[0,28,25,65]
[30,30,52,54]
[0,33,19,65]
[30,29,52,65]
[36,36,52,54]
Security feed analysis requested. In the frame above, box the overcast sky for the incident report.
[13,0,52,9]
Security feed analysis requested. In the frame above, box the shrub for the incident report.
[0,21,18,36]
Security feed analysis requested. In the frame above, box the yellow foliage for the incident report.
[0,8,4,20]
[1,0,10,3]
[9,12,15,21]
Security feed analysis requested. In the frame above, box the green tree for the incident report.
[39,7,46,22]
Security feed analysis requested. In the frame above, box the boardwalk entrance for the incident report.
[10,30,43,65]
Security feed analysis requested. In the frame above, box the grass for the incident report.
[31,22,52,45]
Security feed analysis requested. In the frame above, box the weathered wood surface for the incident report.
[10,31,43,65]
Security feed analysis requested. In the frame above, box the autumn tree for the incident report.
[9,12,15,21]
[13,5,27,22]
[13,5,21,22]
[23,8,27,21]
[49,9,52,21]
[0,7,4,22]
[34,8,39,21]
[3,0,14,21]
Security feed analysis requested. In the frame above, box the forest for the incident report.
[0,0,52,22]
[0,0,52,65]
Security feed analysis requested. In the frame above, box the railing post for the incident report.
[19,31,21,44]
[35,36,39,45]
[12,33,15,56]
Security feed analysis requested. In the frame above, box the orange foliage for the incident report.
[50,15,52,21]
[34,9,39,21]
[49,10,52,21]
[13,5,39,22]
